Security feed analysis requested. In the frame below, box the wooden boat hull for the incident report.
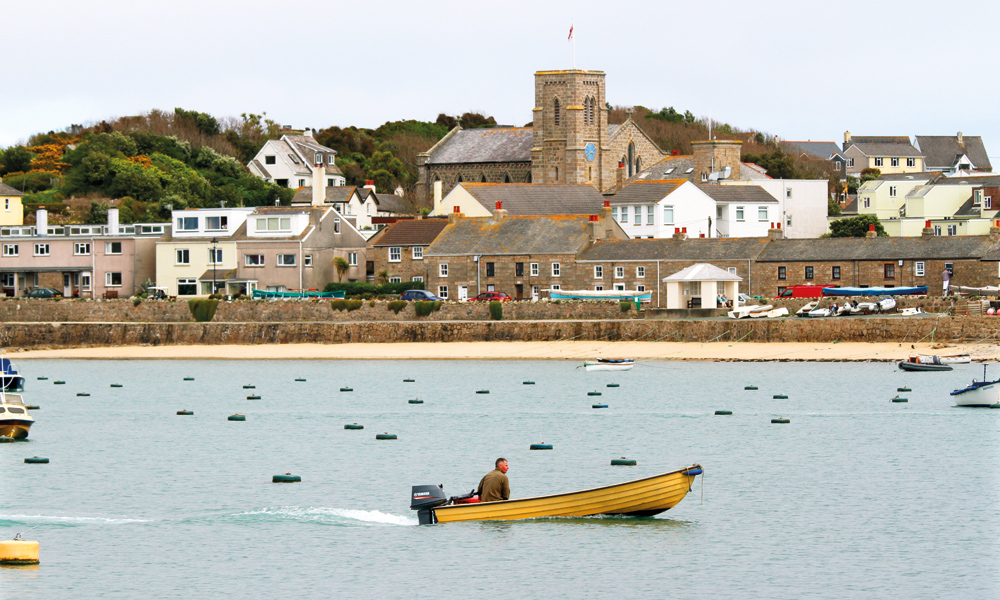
[0,420,31,439]
[432,465,702,523]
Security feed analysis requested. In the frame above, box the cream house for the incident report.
[155,208,255,296]
[856,173,939,220]
[0,181,23,226]
[876,175,1000,236]
[842,133,924,176]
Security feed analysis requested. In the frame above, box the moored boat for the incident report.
[950,365,1000,407]
[898,355,953,372]
[795,301,818,317]
[926,353,972,365]
[410,464,703,524]
[0,390,33,439]
[1,358,24,392]
[548,289,652,302]
[583,358,635,372]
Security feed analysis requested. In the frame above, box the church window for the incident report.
[588,167,592,180]
[480,173,487,182]
[504,173,511,183]
[627,143,636,177]
[434,173,441,182]
[526,172,532,183]
[589,97,596,125]
[554,166,559,181]
[554,98,561,127]
[457,175,464,183]
[635,156,642,173]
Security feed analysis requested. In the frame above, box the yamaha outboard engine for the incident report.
[410,484,449,525]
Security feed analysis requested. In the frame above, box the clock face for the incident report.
[584,142,596,162]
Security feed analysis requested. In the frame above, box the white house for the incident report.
[155,207,256,296]
[248,130,346,189]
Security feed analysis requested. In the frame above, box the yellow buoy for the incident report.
[0,538,40,565]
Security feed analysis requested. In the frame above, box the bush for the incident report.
[323,281,422,298]
[346,299,363,312]
[489,300,503,321]
[188,298,219,322]
[414,300,441,317]
[368,300,376,308]
[387,300,407,314]
[331,299,347,311]
[620,302,633,313]
[132,297,142,307]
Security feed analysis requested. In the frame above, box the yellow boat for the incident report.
[410,464,703,524]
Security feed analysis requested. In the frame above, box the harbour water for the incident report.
[2,359,998,599]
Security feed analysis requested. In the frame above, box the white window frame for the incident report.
[388,247,401,263]
[304,254,313,267]
[986,196,993,210]
[105,272,122,287]
[612,206,619,221]
[594,265,603,278]
[933,225,941,236]
[728,267,738,276]
[620,206,629,224]
[947,224,957,236]
[633,207,641,225]
[907,158,915,167]
[891,158,899,167]
[205,216,228,231]
[256,217,292,232]
[175,249,190,265]
[412,247,424,260]
[663,206,674,225]
[2,244,16,257]
[875,157,883,167]
[277,254,296,267]
[74,242,90,256]
[848,158,855,167]
[646,205,654,225]
[177,217,198,231]
[786,188,792,199]
[177,277,197,295]
[736,206,745,222]
[890,186,898,198]
[33,243,49,256]
[915,261,925,277]
[411,276,423,283]
[208,248,222,265]
[758,207,768,221]
[437,285,448,299]
[530,263,539,276]
[80,273,91,291]
[614,266,624,279]
[636,266,645,278]
[105,241,122,255]
[863,197,871,209]
[348,252,358,267]
[245,254,264,266]
[439,263,448,277]
[389,276,402,283]
[551,262,561,277]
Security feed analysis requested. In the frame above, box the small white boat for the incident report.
[877,297,897,312]
[899,307,924,316]
[0,390,34,440]
[807,307,834,318]
[583,358,635,372]
[766,307,789,318]
[919,353,971,365]
[950,365,1000,407]
[795,301,818,317]
[747,304,774,318]
[728,305,760,319]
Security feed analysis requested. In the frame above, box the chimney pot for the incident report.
[682,227,687,234]
[366,180,374,186]
[777,222,781,230]
[453,206,460,213]
[926,220,931,228]
[672,149,679,156]
[603,200,610,208]
[699,233,705,238]
[618,162,624,169]
[869,224,875,232]
[495,201,502,210]
[589,214,598,222]
[674,227,679,234]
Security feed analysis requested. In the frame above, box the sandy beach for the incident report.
[9,340,1000,361]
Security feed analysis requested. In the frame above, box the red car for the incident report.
[468,292,512,302]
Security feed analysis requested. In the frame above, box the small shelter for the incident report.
[662,263,742,309]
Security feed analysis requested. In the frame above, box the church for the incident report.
[415,69,668,205]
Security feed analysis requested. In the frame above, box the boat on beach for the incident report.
[898,355,953,372]
[950,365,1000,407]
[583,358,635,372]
[410,464,704,524]
[921,353,971,365]
[0,390,33,439]
[548,289,652,302]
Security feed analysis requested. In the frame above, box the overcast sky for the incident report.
[3,0,999,163]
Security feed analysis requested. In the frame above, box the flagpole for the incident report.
[573,21,576,68]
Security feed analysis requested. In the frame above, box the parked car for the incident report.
[468,291,512,302]
[26,288,62,299]
[401,289,445,301]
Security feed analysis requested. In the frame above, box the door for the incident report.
[63,274,72,298]
[515,284,524,299]
[458,286,468,301]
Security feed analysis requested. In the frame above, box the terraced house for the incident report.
[369,218,448,285]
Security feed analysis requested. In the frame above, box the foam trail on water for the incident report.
[0,514,151,525]
[232,506,418,526]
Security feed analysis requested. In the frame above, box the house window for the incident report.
[208,248,222,264]
[636,266,645,278]
[177,278,197,295]
[594,265,603,278]
[552,262,560,277]
[728,267,738,276]
[907,158,915,167]
[175,249,190,265]
[620,206,629,223]
[105,241,122,255]
[438,285,448,299]
[2,244,17,257]
[481,262,492,277]
[205,216,228,231]
[74,242,90,256]
[863,197,871,209]
[884,263,895,279]
[0,273,12,286]
[889,186,897,198]
[549,284,561,291]
[265,155,276,165]
[663,206,674,224]
[637,285,646,292]
[34,243,49,256]
[298,179,305,187]
[439,264,448,277]
[328,179,334,187]
[256,217,291,232]
[805,266,814,280]
[277,254,296,266]
[4,199,9,211]
[245,254,264,266]
[633,208,641,225]
[986,196,993,210]
[915,261,925,277]
[594,285,604,292]
[613,284,625,291]
[513,262,524,277]
[778,267,786,280]
[304,254,312,267]
[612,207,619,221]
[348,252,358,266]
[736,206,745,221]
[177,217,198,231]
[486,284,495,291]
[848,158,855,167]
[889,158,899,167]
[388,247,401,262]
[933,225,941,236]
[786,188,792,198]
[81,274,91,291]
[329,155,336,165]
[615,266,624,278]
[647,205,654,225]
[874,157,883,167]
[832,266,841,280]
[334,218,341,234]
[758,207,768,221]
[530,263,539,276]
[412,247,424,260]
[412,276,423,282]
[947,224,957,236]
[105,272,122,287]
[389,276,402,283]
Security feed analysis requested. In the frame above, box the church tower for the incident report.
[530,70,607,190]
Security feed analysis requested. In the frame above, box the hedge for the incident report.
[489,300,503,321]
[414,300,442,317]
[188,298,219,322]
[387,300,407,314]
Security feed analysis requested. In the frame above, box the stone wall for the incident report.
[419,162,533,207]
[371,244,427,285]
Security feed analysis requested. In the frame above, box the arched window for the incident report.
[457,174,464,183]
[480,173,487,182]
[433,173,441,182]
[635,156,642,174]
[553,98,561,127]
[627,143,636,177]
[586,97,595,125]
[554,166,559,181]
[504,173,511,183]
[526,172,532,183]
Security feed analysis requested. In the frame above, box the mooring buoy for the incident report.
[376,433,397,440]
[611,457,637,466]
[529,443,553,450]
[344,423,364,430]
[0,539,40,565]
[24,457,49,464]
[272,473,300,483]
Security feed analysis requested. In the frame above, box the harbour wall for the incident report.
[1,315,995,350]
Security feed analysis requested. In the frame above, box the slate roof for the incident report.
[627,156,770,185]
[841,197,859,215]
[460,183,606,215]
[663,263,742,282]
[757,236,993,262]
[608,180,685,204]
[426,128,534,164]
[954,195,979,217]
[372,219,448,247]
[932,174,1000,187]
[427,215,601,256]
[0,182,23,196]
[269,139,310,174]
[783,141,844,161]
[285,134,342,175]
[697,184,779,204]
[292,186,358,205]
[847,137,922,158]
[359,187,408,214]
[915,135,992,171]
[578,237,770,262]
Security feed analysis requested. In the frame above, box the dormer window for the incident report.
[255,217,291,232]
[328,155,336,165]
[177,217,198,231]
[205,216,227,231]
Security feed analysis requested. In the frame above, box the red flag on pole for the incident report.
[568,25,574,40]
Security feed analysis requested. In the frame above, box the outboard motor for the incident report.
[410,484,449,525]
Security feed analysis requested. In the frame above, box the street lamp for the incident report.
[211,237,218,297]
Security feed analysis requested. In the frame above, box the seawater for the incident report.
[2,359,998,599]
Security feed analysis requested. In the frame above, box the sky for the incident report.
[3,0,999,163]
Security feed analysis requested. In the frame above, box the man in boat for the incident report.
[476,458,510,502]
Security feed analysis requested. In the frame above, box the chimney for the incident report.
[692,140,742,183]
[866,223,877,239]
[616,161,625,190]
[492,200,507,222]
[768,223,784,240]
[303,128,314,137]
[672,226,687,241]
[433,181,443,215]
[671,149,679,156]
[699,233,705,238]
[107,207,119,235]
[601,199,613,222]
[311,158,326,207]
[957,131,964,144]
[364,180,375,191]
[448,205,464,222]
[36,209,47,236]
[588,214,600,241]
[844,130,852,150]
[922,219,935,238]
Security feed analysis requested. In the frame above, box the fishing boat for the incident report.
[410,464,703,524]
[822,286,928,297]
[548,289,652,302]
[0,390,33,439]
[583,358,635,372]
[950,365,1000,407]
[251,289,346,299]
[1,358,24,392]
[898,355,953,372]
[795,301,818,317]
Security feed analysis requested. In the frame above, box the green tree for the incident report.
[333,257,350,282]
[364,149,407,192]
[741,149,796,179]
[828,197,842,216]
[828,214,887,237]
[1,146,33,175]
[860,167,881,182]
[174,108,221,136]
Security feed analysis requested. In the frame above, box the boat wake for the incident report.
[0,514,151,526]
[226,506,418,527]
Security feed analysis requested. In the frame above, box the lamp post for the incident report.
[211,237,218,296]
